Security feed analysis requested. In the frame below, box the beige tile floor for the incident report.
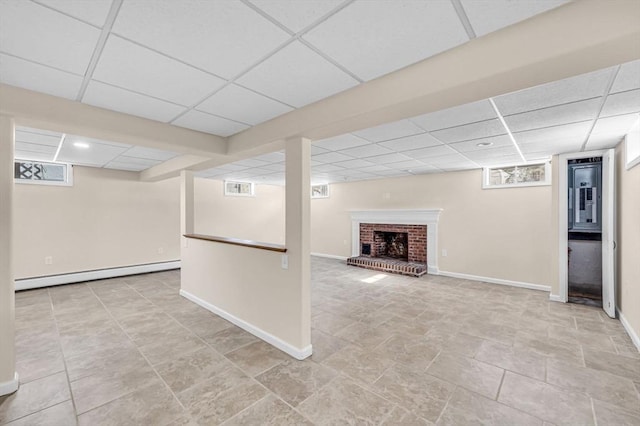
[1,257,639,425]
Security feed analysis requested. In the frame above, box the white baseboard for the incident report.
[549,294,565,302]
[617,308,640,351]
[0,372,19,396]
[311,252,348,261]
[15,261,181,291]
[437,270,550,292]
[180,289,312,360]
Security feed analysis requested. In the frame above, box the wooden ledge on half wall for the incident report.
[183,233,287,253]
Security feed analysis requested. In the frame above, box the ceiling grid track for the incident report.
[489,98,527,163]
[75,0,124,102]
[168,0,358,124]
[52,133,66,162]
[450,0,477,39]
[579,66,621,152]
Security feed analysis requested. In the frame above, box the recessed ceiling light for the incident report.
[476,142,493,147]
[73,142,90,149]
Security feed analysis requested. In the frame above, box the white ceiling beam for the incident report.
[226,0,640,154]
[0,84,226,157]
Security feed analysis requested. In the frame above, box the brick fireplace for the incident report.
[360,223,427,262]
[347,210,442,276]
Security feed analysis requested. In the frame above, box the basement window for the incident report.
[483,162,551,189]
[14,160,73,186]
[311,184,329,198]
[224,180,254,197]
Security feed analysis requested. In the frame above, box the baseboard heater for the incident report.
[15,260,181,291]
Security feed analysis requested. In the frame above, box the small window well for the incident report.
[483,162,551,189]
[224,180,254,196]
[311,184,329,198]
[14,160,73,186]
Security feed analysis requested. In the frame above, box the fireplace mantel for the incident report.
[349,209,442,274]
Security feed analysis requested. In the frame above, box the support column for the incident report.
[180,170,194,237]
[285,137,311,352]
[0,115,18,396]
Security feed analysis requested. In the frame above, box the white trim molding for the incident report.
[349,209,442,274]
[0,372,19,396]
[180,289,312,360]
[618,308,640,351]
[549,294,565,302]
[438,270,550,292]
[311,252,348,261]
[15,260,181,291]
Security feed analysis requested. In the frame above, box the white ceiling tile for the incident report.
[83,81,186,123]
[333,159,376,169]
[254,151,285,163]
[112,0,290,79]
[431,119,506,143]
[450,135,513,152]
[610,60,640,94]
[197,84,292,126]
[232,158,270,168]
[303,0,468,81]
[460,0,569,37]
[365,153,414,165]
[35,0,113,27]
[403,145,456,159]
[103,161,146,172]
[356,164,392,173]
[353,120,424,142]
[600,89,640,118]
[122,146,178,162]
[385,159,429,170]
[314,163,347,173]
[0,53,83,100]
[587,113,640,149]
[410,100,497,131]
[16,126,62,138]
[172,110,249,137]
[57,136,131,166]
[338,144,394,158]
[15,129,62,147]
[425,153,476,166]
[463,146,519,162]
[261,163,286,172]
[313,134,370,151]
[495,68,613,116]
[378,132,443,152]
[519,138,582,156]
[248,0,343,33]
[0,0,100,74]
[14,150,54,162]
[15,142,57,155]
[216,163,250,172]
[472,154,524,167]
[311,146,329,156]
[107,155,161,168]
[64,134,131,149]
[237,41,358,108]
[93,36,225,106]
[407,165,441,174]
[504,98,601,132]
[514,121,593,146]
[312,151,354,163]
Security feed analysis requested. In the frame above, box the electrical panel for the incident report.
[568,158,602,233]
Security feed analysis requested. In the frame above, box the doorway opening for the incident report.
[567,157,602,307]
[557,149,616,318]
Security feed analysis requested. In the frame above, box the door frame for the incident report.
[557,148,616,317]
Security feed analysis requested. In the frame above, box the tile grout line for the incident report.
[84,281,189,416]
[590,397,599,426]
[46,287,81,426]
[494,369,507,401]
[433,384,457,425]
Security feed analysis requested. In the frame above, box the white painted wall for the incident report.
[13,166,180,279]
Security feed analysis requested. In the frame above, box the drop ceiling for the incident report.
[2,0,639,183]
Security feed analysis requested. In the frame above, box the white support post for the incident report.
[285,137,311,351]
[0,115,18,396]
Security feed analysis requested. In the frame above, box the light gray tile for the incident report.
[427,353,504,399]
[0,372,71,424]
